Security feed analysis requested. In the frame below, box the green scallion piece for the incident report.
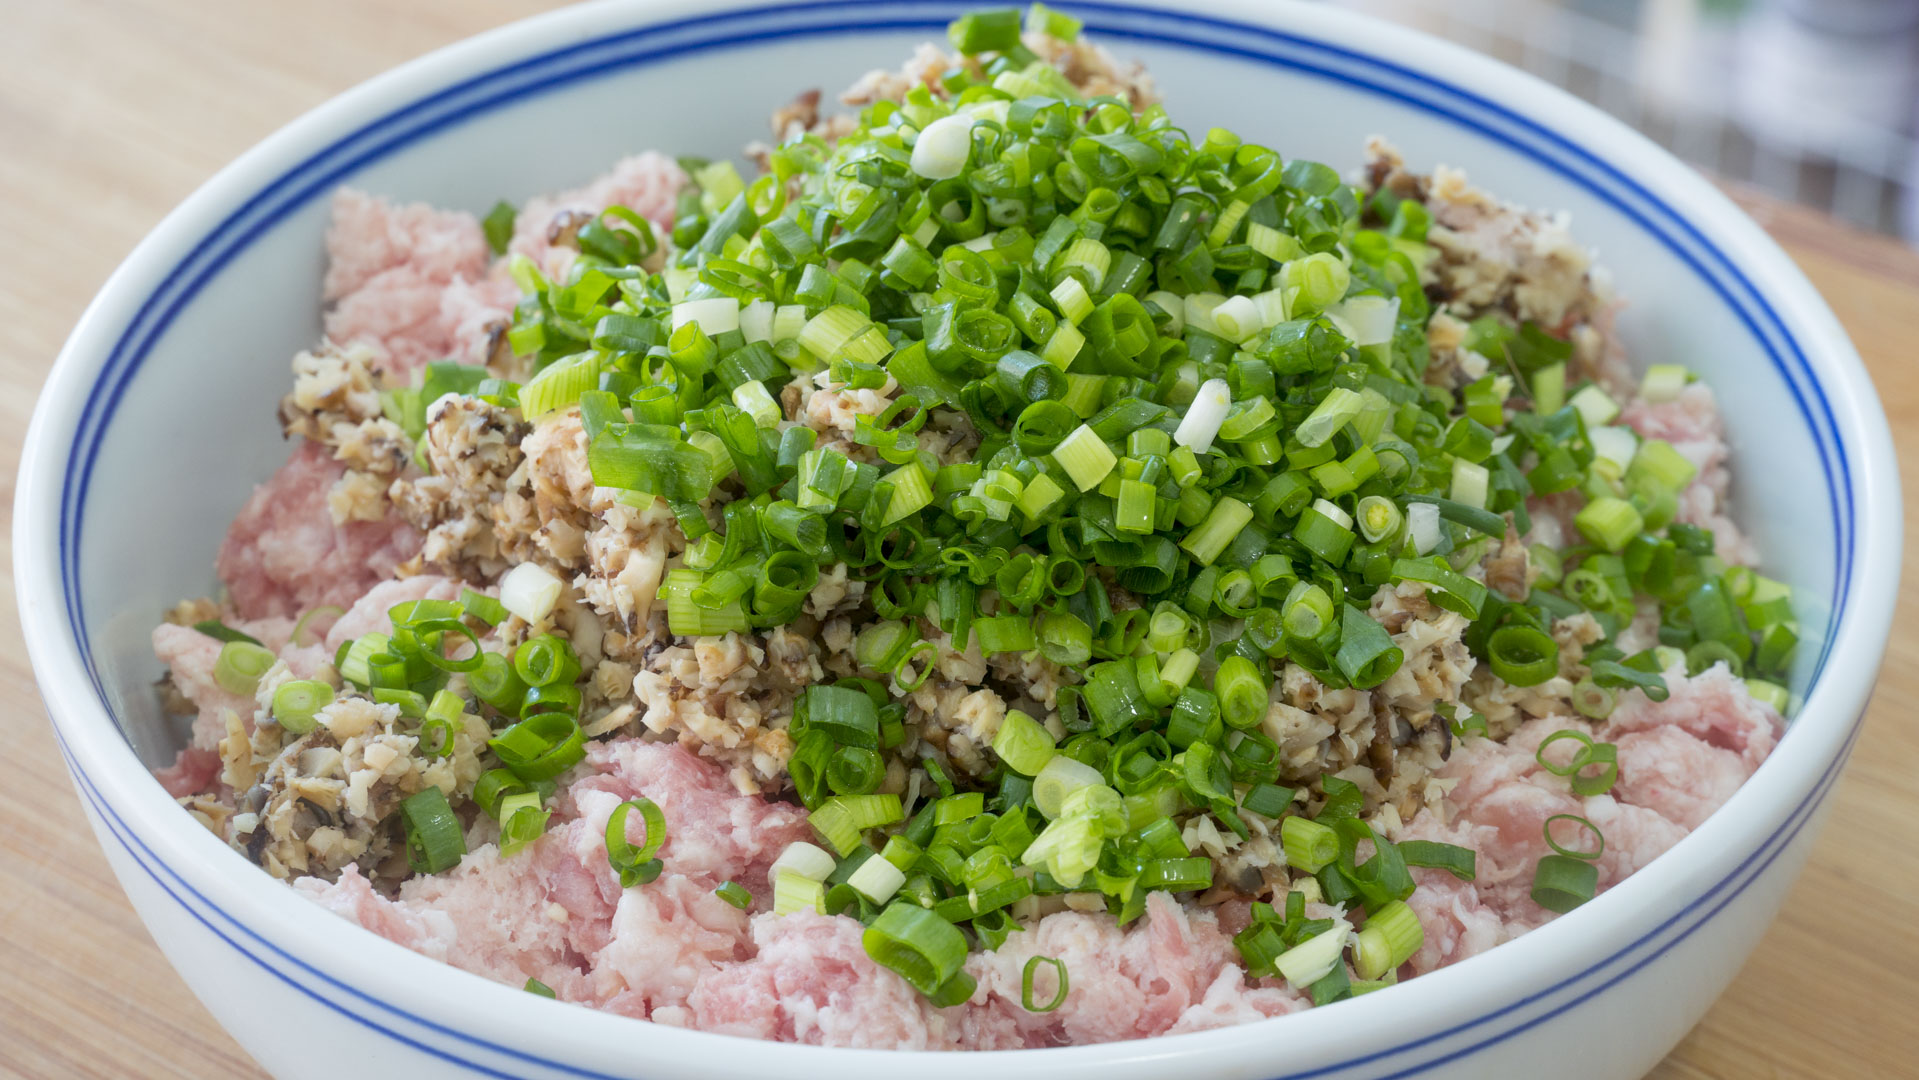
[401,787,465,874]
[864,901,969,996]
[1020,954,1069,1011]
[1531,854,1599,913]
[270,679,333,736]
[605,797,667,888]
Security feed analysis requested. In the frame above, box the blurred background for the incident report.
[1325,0,1919,244]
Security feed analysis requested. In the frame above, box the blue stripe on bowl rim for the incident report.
[47,0,1865,1074]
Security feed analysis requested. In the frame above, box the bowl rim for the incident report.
[14,0,1902,1075]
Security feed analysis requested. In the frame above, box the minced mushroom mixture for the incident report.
[152,7,1793,1049]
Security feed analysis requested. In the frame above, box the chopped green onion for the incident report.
[864,901,969,996]
[1033,755,1105,820]
[1353,899,1424,979]
[848,851,908,903]
[271,679,333,735]
[992,709,1057,776]
[1021,955,1070,1012]
[1181,496,1253,566]
[1544,814,1605,861]
[498,790,552,858]
[1568,384,1620,427]
[1488,625,1559,687]
[1214,655,1269,730]
[1274,921,1350,989]
[770,841,837,883]
[1051,424,1118,491]
[213,641,276,695]
[488,712,586,781]
[193,619,263,647]
[605,797,667,888]
[499,562,565,624]
[774,869,826,915]
[1575,496,1644,552]
[401,787,465,873]
[1531,854,1598,913]
[1397,840,1476,881]
[1640,363,1689,403]
[1282,816,1340,873]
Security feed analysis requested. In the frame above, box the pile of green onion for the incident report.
[342,3,1801,1005]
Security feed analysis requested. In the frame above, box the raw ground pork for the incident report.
[1399,663,1778,974]
[297,668,1776,1049]
[299,740,1307,1049]
[215,440,423,620]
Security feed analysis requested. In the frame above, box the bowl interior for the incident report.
[59,1,1849,773]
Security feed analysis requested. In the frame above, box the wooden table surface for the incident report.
[2,1,1915,1076]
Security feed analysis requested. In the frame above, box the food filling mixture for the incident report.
[153,7,1794,1049]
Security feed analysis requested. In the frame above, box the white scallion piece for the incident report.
[1327,294,1399,346]
[769,841,837,882]
[499,563,564,623]
[732,381,781,429]
[1640,363,1690,403]
[1183,292,1224,337]
[847,854,908,903]
[1032,755,1106,820]
[1569,384,1621,428]
[1275,922,1353,989]
[771,304,808,343]
[739,298,775,343]
[661,266,696,304]
[1312,498,1354,531]
[910,113,975,180]
[1451,459,1491,510]
[1174,379,1232,454]
[1211,294,1263,342]
[1407,502,1442,554]
[671,296,740,336]
[1589,425,1640,470]
[1251,288,1289,330]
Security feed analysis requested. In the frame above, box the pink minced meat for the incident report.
[322,189,498,380]
[216,440,422,620]
[1619,383,1755,565]
[152,614,331,750]
[299,742,1299,1049]
[153,745,223,798]
[689,892,1300,1049]
[957,891,1302,1046]
[1398,664,1780,974]
[509,152,688,282]
[297,740,810,1011]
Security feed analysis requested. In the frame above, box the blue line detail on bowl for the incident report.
[48,0,1864,1073]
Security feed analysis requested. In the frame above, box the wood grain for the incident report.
[1,3,1913,1076]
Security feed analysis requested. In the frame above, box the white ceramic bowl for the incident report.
[15,1,1901,1077]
